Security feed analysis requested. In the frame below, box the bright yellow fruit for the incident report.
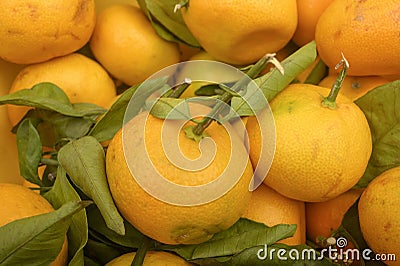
[180,0,298,65]
[315,0,400,76]
[95,0,138,14]
[242,184,306,246]
[7,53,116,127]
[105,251,192,266]
[358,166,400,266]
[292,0,334,46]
[319,74,388,101]
[106,110,253,245]
[0,0,95,64]
[90,4,180,86]
[251,83,372,202]
[306,188,363,243]
[0,183,68,265]
[0,59,25,184]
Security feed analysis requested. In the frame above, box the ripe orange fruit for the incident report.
[0,183,68,265]
[306,188,363,243]
[0,58,24,184]
[315,0,400,76]
[180,0,298,65]
[242,184,306,245]
[292,0,334,46]
[7,53,116,127]
[250,83,372,202]
[0,0,95,64]
[94,0,138,14]
[319,74,389,101]
[358,166,400,266]
[106,109,254,245]
[105,251,192,266]
[90,4,180,86]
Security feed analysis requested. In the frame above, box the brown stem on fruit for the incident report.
[191,53,282,137]
[322,53,349,109]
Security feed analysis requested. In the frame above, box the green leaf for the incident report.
[0,200,88,266]
[58,136,125,235]
[354,81,400,187]
[149,97,191,120]
[161,218,296,260]
[87,205,144,249]
[303,58,328,85]
[44,166,89,266]
[16,119,42,186]
[143,0,200,46]
[255,41,317,101]
[336,201,386,266]
[90,77,169,142]
[83,239,124,266]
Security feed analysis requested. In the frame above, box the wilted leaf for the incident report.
[0,201,89,266]
[355,81,400,187]
[58,136,125,235]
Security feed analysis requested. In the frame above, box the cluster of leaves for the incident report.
[0,37,399,265]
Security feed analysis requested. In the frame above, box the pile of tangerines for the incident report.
[0,0,399,265]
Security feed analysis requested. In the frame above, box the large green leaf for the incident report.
[58,136,125,236]
[354,81,400,187]
[0,201,88,266]
[90,77,169,142]
[87,205,144,249]
[0,82,105,118]
[161,218,296,260]
[255,41,317,101]
[44,167,89,266]
[16,119,42,186]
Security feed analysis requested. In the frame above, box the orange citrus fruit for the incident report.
[358,166,400,266]
[0,58,25,184]
[242,184,306,245]
[0,183,68,265]
[319,74,389,101]
[106,109,254,245]
[315,0,400,76]
[7,53,116,127]
[292,0,334,46]
[90,4,180,86]
[0,0,95,64]
[306,188,363,243]
[180,0,298,65]
[249,83,372,202]
[105,251,192,266]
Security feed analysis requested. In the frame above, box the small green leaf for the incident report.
[44,166,89,266]
[58,136,125,235]
[144,0,200,46]
[83,239,124,266]
[0,200,88,266]
[161,218,296,260]
[90,77,169,142]
[255,41,317,101]
[303,58,328,85]
[16,119,42,186]
[150,97,191,120]
[87,205,144,249]
[354,81,400,187]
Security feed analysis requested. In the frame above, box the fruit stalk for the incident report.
[322,53,349,109]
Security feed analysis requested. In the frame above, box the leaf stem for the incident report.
[164,78,192,98]
[191,54,282,137]
[131,236,152,266]
[322,53,349,109]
